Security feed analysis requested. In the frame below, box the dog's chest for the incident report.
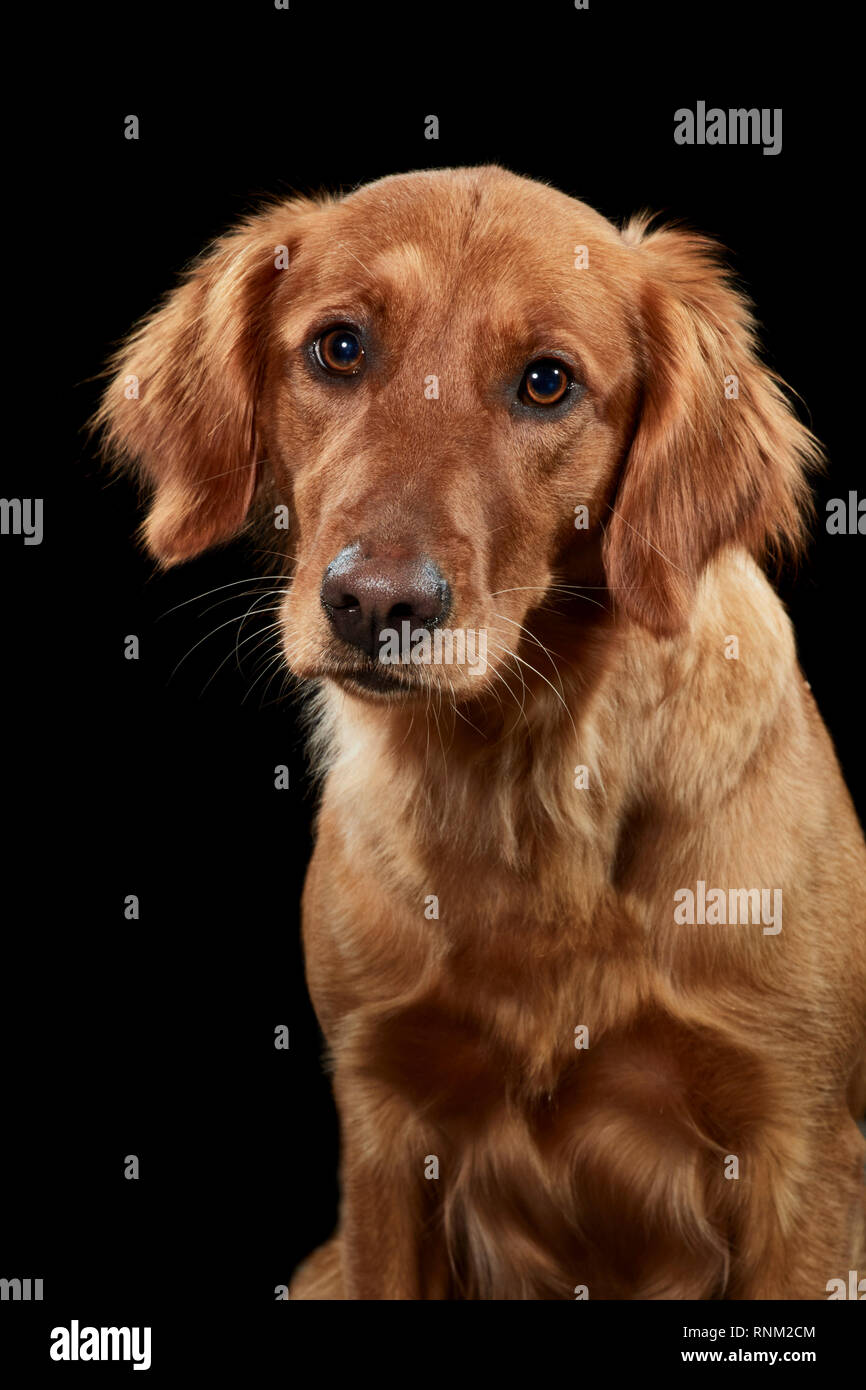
[370,973,742,1132]
[367,982,755,1297]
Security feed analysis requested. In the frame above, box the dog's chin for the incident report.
[324,664,429,701]
[330,667,498,707]
[289,647,496,704]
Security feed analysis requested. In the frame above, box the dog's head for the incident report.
[97,167,819,703]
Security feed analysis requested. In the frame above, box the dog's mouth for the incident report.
[329,663,426,699]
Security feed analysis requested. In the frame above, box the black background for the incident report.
[2,0,863,1372]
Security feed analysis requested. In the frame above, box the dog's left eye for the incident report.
[315,326,365,375]
[519,358,572,406]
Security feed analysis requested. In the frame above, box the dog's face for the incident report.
[98,167,817,704]
[265,172,641,700]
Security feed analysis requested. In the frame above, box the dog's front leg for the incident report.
[335,1067,425,1300]
[729,1113,866,1298]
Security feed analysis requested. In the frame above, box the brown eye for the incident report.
[520,358,572,406]
[315,326,365,374]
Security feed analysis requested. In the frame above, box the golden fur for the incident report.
[97,166,866,1299]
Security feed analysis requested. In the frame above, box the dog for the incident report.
[97,166,866,1299]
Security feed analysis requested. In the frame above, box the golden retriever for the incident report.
[97,166,866,1299]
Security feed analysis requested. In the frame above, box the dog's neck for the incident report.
[304,555,798,887]
[306,604,637,876]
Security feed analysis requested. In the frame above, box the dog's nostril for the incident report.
[320,549,451,659]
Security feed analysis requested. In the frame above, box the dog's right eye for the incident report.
[314,326,365,375]
[519,358,573,407]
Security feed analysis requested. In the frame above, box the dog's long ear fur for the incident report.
[604,218,823,636]
[95,201,314,566]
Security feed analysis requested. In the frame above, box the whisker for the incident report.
[491,612,568,698]
[486,632,576,737]
[199,587,283,619]
[490,584,611,613]
[157,575,279,620]
[484,638,532,739]
[198,616,284,697]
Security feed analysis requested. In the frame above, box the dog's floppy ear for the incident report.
[603,218,822,636]
[95,201,313,566]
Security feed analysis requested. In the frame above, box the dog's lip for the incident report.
[328,664,422,697]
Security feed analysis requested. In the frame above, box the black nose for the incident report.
[321,546,450,658]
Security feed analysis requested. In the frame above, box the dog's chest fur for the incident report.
[303,667,780,1297]
[347,902,760,1299]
